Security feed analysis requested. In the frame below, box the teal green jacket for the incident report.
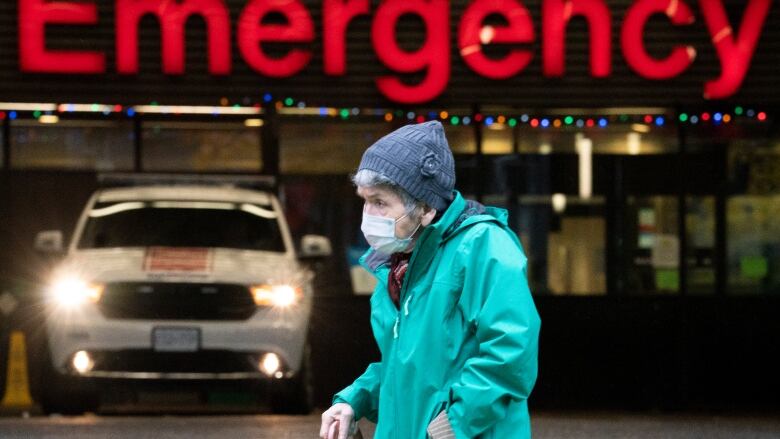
[335,191,541,439]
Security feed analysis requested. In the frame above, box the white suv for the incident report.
[34,174,331,414]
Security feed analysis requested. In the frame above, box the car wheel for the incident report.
[40,364,100,415]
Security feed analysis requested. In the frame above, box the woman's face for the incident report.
[357,186,419,239]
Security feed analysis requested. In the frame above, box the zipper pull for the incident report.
[393,316,399,339]
[404,294,413,316]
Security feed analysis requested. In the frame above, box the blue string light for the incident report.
[485,117,494,126]
[263,93,273,103]
[541,118,550,128]
[655,116,665,126]
[520,114,529,123]
[9,111,17,120]
[598,118,608,127]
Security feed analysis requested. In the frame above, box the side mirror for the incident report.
[34,230,65,255]
[299,234,332,259]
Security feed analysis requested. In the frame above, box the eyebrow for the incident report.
[357,188,382,200]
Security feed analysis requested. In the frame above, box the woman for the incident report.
[320,121,541,439]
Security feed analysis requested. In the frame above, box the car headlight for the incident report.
[49,277,104,308]
[250,284,301,307]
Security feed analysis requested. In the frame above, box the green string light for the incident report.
[619,114,629,122]
[284,98,294,106]
[564,116,574,125]
[340,109,349,119]
[734,106,744,116]
[508,118,517,127]
[33,110,41,118]
[679,113,688,122]
[451,116,460,125]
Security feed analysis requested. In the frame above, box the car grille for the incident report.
[98,282,256,320]
[91,350,260,374]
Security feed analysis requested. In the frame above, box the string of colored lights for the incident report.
[0,99,770,128]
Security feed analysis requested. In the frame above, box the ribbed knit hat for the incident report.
[358,121,455,211]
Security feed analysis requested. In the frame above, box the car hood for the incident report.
[53,247,302,285]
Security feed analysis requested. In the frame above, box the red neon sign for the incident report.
[17,0,774,103]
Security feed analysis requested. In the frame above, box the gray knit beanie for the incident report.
[358,121,455,212]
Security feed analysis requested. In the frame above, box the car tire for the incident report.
[269,343,313,415]
[40,364,100,415]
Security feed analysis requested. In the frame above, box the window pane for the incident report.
[445,125,476,154]
[11,119,134,170]
[494,154,607,296]
[724,126,779,294]
[727,195,780,294]
[626,196,680,294]
[686,196,716,294]
[483,125,513,154]
[142,121,261,172]
[280,120,391,174]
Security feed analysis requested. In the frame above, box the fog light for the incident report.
[259,353,281,377]
[72,350,94,374]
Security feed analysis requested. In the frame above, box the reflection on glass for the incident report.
[726,135,780,295]
[445,125,477,154]
[280,121,391,174]
[509,194,606,296]
[727,196,780,294]
[11,119,134,170]
[143,121,261,172]
[686,197,716,294]
[547,203,606,295]
[483,124,513,154]
[626,196,679,294]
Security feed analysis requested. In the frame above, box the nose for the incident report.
[364,203,381,216]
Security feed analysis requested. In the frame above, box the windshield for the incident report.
[77,201,285,252]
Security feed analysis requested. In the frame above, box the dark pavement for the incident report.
[0,412,779,438]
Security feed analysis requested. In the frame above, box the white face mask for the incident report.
[361,211,421,255]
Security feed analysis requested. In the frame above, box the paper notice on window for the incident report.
[651,234,679,269]
[143,247,213,273]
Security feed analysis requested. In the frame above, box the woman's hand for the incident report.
[320,402,355,439]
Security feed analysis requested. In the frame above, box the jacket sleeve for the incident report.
[333,361,382,423]
[446,225,541,439]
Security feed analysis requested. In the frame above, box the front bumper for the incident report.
[46,302,311,380]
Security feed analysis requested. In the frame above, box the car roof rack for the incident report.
[97,173,277,191]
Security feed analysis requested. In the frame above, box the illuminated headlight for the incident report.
[250,284,301,307]
[72,350,94,374]
[49,277,104,308]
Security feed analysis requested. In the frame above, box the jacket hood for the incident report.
[363,191,509,273]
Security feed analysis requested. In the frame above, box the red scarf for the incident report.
[388,252,411,309]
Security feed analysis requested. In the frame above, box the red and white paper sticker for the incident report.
[143,247,213,273]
